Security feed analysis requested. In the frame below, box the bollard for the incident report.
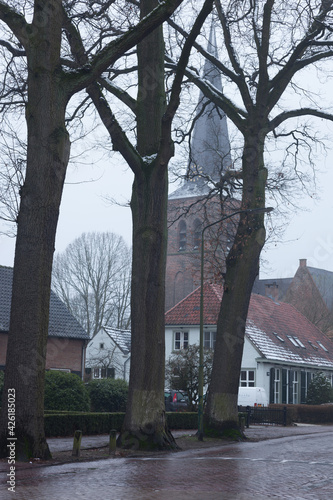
[72,430,82,457]
[240,416,245,432]
[109,429,117,455]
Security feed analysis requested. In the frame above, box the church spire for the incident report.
[170,22,231,199]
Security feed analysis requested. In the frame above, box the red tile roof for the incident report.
[165,283,333,368]
[165,283,222,326]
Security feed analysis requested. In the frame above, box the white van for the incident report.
[238,386,268,407]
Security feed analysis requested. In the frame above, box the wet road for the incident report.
[2,430,333,499]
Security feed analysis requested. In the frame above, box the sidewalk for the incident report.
[46,423,332,453]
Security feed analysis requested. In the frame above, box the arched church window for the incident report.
[179,221,187,251]
[193,219,202,250]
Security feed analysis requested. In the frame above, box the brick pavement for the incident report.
[2,427,333,499]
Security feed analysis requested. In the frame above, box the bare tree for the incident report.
[64,0,215,449]
[52,232,131,337]
[165,0,333,435]
[0,0,185,460]
[166,344,213,411]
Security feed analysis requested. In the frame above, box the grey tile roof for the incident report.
[103,326,131,355]
[252,276,293,301]
[0,266,89,340]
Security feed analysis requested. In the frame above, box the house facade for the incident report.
[85,326,131,382]
[165,283,333,404]
[253,259,333,339]
[0,266,89,377]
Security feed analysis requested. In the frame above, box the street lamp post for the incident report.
[197,207,273,441]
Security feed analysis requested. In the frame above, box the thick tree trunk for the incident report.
[0,1,69,460]
[205,133,268,437]
[117,164,177,450]
[117,0,177,450]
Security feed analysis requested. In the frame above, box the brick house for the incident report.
[165,283,333,404]
[253,259,333,339]
[0,266,89,377]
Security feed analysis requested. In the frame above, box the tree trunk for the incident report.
[0,0,69,460]
[205,132,268,437]
[117,0,177,450]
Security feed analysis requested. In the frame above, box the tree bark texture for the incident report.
[0,0,69,460]
[205,132,268,436]
[117,0,177,450]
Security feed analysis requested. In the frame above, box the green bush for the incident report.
[44,371,90,411]
[306,372,333,405]
[87,378,128,412]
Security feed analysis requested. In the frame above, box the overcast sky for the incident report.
[1,133,333,282]
[1,13,333,281]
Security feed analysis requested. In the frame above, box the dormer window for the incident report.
[287,336,299,347]
[317,341,329,352]
[179,221,187,251]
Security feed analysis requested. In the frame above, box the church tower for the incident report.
[165,26,234,311]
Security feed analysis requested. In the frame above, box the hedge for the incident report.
[44,412,125,437]
[44,411,198,437]
[270,404,333,424]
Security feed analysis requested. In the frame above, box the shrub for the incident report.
[44,371,90,411]
[87,378,128,412]
[306,372,333,405]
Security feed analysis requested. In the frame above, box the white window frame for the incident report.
[274,368,280,404]
[174,331,189,350]
[240,369,255,387]
[292,371,299,404]
[204,330,216,350]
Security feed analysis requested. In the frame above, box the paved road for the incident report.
[2,427,333,499]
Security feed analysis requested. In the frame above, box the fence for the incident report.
[239,406,287,427]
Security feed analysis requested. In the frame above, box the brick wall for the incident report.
[0,333,85,374]
[166,195,239,311]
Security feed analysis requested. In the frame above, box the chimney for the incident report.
[299,259,307,268]
[265,282,279,301]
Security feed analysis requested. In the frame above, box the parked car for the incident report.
[165,389,189,412]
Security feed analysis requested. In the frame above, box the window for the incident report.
[174,331,189,350]
[317,341,329,352]
[294,337,305,348]
[93,367,114,379]
[274,368,280,403]
[193,219,201,250]
[99,343,104,349]
[179,221,187,251]
[204,331,216,349]
[287,336,300,347]
[240,370,255,387]
[292,371,298,404]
